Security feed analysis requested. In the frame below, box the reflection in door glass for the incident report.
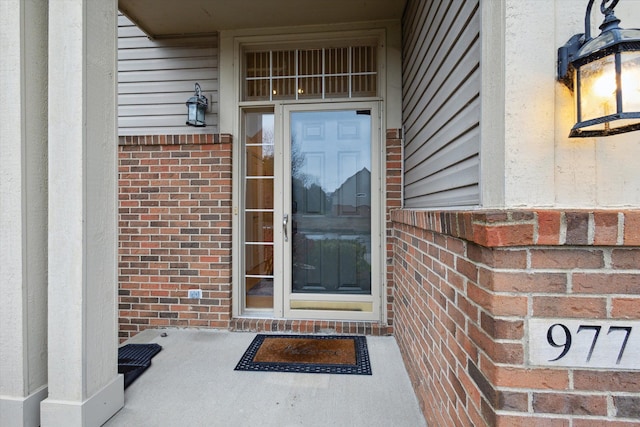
[291,110,372,295]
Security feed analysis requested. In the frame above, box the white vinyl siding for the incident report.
[402,0,480,207]
[117,13,218,135]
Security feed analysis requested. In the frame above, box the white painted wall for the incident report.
[0,1,49,425]
[483,0,640,208]
[504,0,557,207]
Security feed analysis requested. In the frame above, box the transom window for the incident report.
[243,45,378,101]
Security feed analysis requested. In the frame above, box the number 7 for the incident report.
[577,325,601,362]
[608,326,632,364]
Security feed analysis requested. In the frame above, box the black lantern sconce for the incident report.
[186,82,208,127]
[558,0,640,137]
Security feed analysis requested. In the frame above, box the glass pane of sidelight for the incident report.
[245,244,274,276]
[245,178,274,210]
[245,145,274,177]
[245,212,274,243]
[245,244,274,309]
[245,276,273,309]
[243,110,275,310]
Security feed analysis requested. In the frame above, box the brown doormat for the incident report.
[234,334,371,375]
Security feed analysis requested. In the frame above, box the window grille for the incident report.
[244,46,377,101]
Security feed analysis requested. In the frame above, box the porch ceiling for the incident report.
[118,0,406,38]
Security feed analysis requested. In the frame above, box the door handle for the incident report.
[283,214,289,242]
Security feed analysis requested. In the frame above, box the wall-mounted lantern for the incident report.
[186,82,208,127]
[558,0,640,137]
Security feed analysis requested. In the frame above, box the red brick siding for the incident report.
[385,129,403,331]
[118,135,233,341]
[118,129,401,339]
[392,209,640,426]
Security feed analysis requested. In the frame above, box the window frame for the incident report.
[230,29,388,321]
[242,44,380,102]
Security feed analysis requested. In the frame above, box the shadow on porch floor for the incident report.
[103,329,426,427]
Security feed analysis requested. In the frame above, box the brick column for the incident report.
[392,209,640,426]
[385,129,403,331]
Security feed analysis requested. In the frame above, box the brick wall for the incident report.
[118,129,401,338]
[118,134,233,341]
[385,129,403,331]
[392,209,640,426]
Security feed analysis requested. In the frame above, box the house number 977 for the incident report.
[528,319,640,370]
[546,323,632,364]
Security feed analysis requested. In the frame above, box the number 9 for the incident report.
[547,323,572,361]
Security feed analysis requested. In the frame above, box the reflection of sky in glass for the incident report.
[291,111,371,194]
[262,114,274,157]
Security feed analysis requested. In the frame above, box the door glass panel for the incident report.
[244,110,274,309]
[245,146,274,176]
[290,110,372,295]
[245,244,274,276]
[245,178,274,210]
[245,212,273,243]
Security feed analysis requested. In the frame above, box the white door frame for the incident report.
[233,100,383,321]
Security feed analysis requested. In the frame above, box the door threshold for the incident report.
[229,318,391,336]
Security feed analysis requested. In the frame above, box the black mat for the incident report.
[234,334,371,375]
[118,343,162,388]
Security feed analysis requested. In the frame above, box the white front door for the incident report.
[239,102,381,321]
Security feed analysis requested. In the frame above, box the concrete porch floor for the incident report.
[103,329,427,427]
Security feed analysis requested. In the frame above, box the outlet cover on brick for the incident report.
[188,289,202,299]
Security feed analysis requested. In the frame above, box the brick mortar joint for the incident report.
[390,209,640,248]
[118,133,233,146]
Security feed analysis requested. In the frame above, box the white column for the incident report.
[40,0,123,426]
[479,0,506,208]
[481,0,557,208]
[0,1,50,426]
